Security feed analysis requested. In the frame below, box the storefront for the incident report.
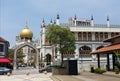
[0,37,13,69]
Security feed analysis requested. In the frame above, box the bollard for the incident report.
[7,72,11,76]
[26,72,30,76]
[44,71,47,74]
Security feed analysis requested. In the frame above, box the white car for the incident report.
[0,67,12,75]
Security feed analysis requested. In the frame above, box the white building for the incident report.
[15,15,120,71]
[37,14,120,71]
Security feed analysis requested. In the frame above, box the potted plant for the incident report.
[94,68,106,74]
[114,66,119,74]
[90,64,94,73]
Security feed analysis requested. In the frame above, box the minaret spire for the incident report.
[107,15,109,21]
[74,14,77,26]
[74,14,77,20]
[91,15,93,20]
[42,18,46,45]
[91,15,94,26]
[42,18,45,23]
[54,19,56,24]
[42,18,45,27]
[50,18,53,25]
[56,14,60,25]
[57,14,60,19]
[25,21,28,28]
[107,15,110,27]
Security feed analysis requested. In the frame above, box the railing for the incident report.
[63,54,74,58]
[79,54,92,58]
[60,23,120,28]
[76,40,103,42]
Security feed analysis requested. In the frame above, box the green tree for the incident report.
[8,49,14,59]
[46,25,76,66]
[8,49,25,63]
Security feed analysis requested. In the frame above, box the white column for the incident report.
[56,44,61,60]
[42,27,45,45]
[91,15,94,27]
[91,20,94,27]
[108,32,111,38]
[107,21,110,27]
[92,44,96,61]
[75,44,79,59]
[92,32,95,41]
[107,16,110,27]
[75,32,78,40]
[75,20,77,26]
[56,14,60,25]
[56,19,60,25]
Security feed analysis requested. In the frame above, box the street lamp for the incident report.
[80,48,83,71]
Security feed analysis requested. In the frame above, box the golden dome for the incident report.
[20,26,33,39]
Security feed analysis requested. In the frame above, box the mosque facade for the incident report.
[16,15,120,71]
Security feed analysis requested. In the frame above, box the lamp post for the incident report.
[80,48,83,71]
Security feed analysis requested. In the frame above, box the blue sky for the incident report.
[0,0,120,48]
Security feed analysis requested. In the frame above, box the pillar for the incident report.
[112,54,115,71]
[13,50,17,70]
[97,54,100,68]
[107,54,110,71]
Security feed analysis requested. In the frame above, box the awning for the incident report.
[91,44,120,54]
[0,58,13,63]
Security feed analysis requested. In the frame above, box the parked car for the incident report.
[39,65,52,73]
[39,64,60,73]
[0,67,12,75]
[18,63,27,67]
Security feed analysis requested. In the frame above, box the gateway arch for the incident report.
[13,42,39,70]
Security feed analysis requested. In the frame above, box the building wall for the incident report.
[0,42,9,58]
[30,16,120,70]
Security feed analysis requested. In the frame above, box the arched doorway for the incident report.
[79,45,92,57]
[45,54,51,65]
[14,42,39,70]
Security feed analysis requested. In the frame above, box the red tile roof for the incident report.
[0,37,8,43]
[91,44,120,54]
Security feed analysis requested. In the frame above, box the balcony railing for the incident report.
[79,54,92,58]
[63,54,74,58]
[76,40,103,42]
[60,23,120,28]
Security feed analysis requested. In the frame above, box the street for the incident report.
[0,72,53,81]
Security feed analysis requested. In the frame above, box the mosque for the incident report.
[15,14,120,71]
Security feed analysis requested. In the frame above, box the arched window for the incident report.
[111,33,115,37]
[95,32,99,41]
[78,32,82,41]
[88,32,92,41]
[100,32,103,41]
[83,32,87,41]
[79,46,92,55]
[104,32,108,39]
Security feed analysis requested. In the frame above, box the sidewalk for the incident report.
[51,71,120,81]
[0,71,120,81]
[0,73,53,81]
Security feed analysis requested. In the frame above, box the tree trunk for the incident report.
[60,42,63,67]
[61,53,63,67]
